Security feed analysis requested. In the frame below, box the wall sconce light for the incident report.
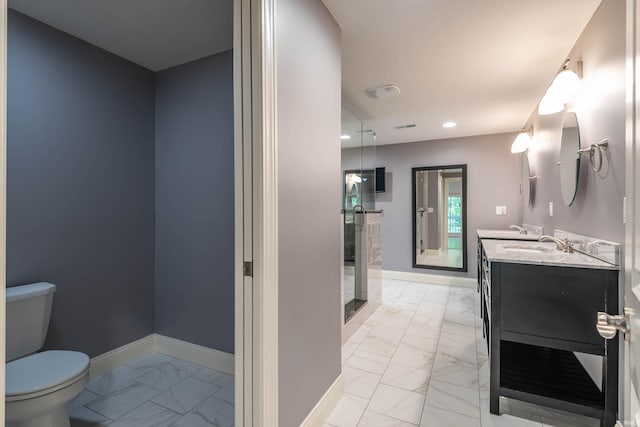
[511,128,532,153]
[538,59,583,116]
[538,93,564,115]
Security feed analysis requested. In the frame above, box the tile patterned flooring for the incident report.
[326,278,601,427]
[68,353,234,427]
[67,278,601,426]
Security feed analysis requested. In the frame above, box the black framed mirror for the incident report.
[412,165,467,272]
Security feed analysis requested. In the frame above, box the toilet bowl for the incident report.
[6,351,90,427]
[5,283,91,427]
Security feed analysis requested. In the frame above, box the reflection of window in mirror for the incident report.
[412,165,467,272]
[344,169,375,210]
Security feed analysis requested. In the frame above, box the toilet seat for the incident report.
[6,351,90,402]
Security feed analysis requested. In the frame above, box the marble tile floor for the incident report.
[68,352,234,427]
[326,278,601,427]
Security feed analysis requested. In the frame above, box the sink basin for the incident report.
[501,244,554,254]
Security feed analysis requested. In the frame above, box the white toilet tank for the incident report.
[6,282,56,362]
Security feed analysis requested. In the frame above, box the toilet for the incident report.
[5,283,90,427]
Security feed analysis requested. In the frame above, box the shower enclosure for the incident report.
[341,108,380,324]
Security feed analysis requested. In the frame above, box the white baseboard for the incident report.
[154,334,234,375]
[89,334,234,378]
[90,335,155,379]
[299,373,344,427]
[382,270,476,288]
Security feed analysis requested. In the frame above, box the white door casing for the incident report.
[233,0,249,423]
[234,0,278,425]
[0,0,7,424]
[0,1,268,425]
[625,1,640,426]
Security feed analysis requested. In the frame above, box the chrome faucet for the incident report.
[539,235,574,253]
[509,225,527,234]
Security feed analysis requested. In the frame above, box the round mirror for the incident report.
[521,152,535,207]
[559,111,580,206]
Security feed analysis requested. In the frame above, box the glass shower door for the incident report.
[341,107,376,321]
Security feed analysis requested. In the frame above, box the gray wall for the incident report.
[522,0,625,246]
[277,0,342,425]
[521,0,625,389]
[7,10,156,357]
[343,132,522,279]
[154,51,235,353]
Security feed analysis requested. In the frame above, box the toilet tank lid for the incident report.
[6,282,56,303]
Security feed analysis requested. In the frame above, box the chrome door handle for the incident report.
[596,308,631,340]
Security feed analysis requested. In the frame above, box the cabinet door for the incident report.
[499,263,612,347]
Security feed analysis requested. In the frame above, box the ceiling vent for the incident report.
[394,124,416,129]
[365,84,401,99]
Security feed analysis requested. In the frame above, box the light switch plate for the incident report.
[549,202,554,217]
[495,206,507,216]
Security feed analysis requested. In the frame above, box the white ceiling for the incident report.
[8,0,233,71]
[323,0,603,146]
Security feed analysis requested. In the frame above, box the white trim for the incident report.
[299,374,344,427]
[154,335,234,375]
[89,335,155,379]
[236,0,280,423]
[234,0,258,423]
[253,0,279,425]
[625,1,638,424]
[382,269,476,288]
[88,334,235,379]
[232,0,246,424]
[0,0,7,422]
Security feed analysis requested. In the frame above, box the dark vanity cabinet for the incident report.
[476,231,540,320]
[480,246,619,427]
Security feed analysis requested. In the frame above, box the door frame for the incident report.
[625,0,639,425]
[234,0,279,425]
[0,0,276,424]
[0,1,6,423]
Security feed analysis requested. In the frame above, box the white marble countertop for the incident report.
[481,239,619,270]
[476,229,541,241]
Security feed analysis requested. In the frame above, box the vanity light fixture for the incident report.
[511,128,532,153]
[442,121,457,128]
[538,59,583,115]
[538,93,565,115]
[550,64,582,104]
[340,135,351,140]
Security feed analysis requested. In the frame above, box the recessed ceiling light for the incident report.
[443,121,457,128]
[340,135,351,140]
